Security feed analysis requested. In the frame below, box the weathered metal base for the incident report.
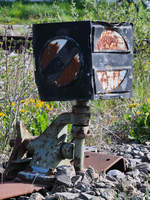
[0,151,125,200]
[84,151,126,173]
[0,183,42,200]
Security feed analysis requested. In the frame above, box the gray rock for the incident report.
[47,192,80,200]
[29,193,45,200]
[72,175,82,185]
[85,166,99,182]
[75,182,90,192]
[56,174,72,187]
[107,170,125,179]
[138,152,144,157]
[126,169,140,178]
[56,165,76,178]
[106,175,118,182]
[126,145,132,153]
[121,180,136,193]
[82,173,92,186]
[146,152,150,162]
[128,158,142,169]
[136,163,150,173]
[94,182,106,188]
[18,196,29,200]
[2,142,150,200]
[145,141,150,146]
[70,188,81,193]
[98,188,116,200]
[56,165,76,187]
[141,147,149,153]
[81,193,100,200]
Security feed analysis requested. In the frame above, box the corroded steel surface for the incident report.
[0,183,42,200]
[5,102,90,178]
[97,70,127,92]
[96,30,128,51]
[95,30,128,92]
[84,151,125,173]
[40,39,80,87]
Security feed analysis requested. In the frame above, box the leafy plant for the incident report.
[124,98,150,143]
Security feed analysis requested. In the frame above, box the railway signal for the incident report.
[33,21,133,101]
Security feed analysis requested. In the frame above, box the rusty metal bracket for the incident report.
[4,101,90,181]
[3,100,126,189]
[84,151,126,173]
[0,183,42,200]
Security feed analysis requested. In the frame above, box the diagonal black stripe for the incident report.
[42,40,79,81]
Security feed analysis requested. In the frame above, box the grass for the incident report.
[0,1,73,24]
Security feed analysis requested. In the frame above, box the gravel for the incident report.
[1,141,150,200]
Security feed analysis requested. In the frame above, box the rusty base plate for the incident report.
[0,183,42,200]
[84,152,126,173]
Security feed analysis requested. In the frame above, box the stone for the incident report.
[56,174,72,187]
[145,141,150,146]
[107,170,125,180]
[85,166,99,181]
[136,163,150,173]
[75,182,90,192]
[106,175,118,182]
[48,192,80,200]
[56,165,76,187]
[29,193,45,200]
[98,188,116,200]
[81,173,92,186]
[121,180,136,193]
[18,196,29,200]
[2,142,150,200]
[56,165,76,178]
[80,193,100,200]
[94,182,106,188]
[126,169,140,178]
[126,145,132,153]
[72,175,82,185]
[138,152,144,157]
[146,152,150,162]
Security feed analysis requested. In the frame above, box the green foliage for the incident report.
[124,99,150,143]
[13,98,58,135]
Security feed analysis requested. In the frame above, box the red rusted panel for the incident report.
[95,30,128,92]
[40,39,80,87]
[40,42,59,69]
[0,183,42,200]
[96,30,128,51]
[84,152,125,173]
[96,70,127,92]
[55,54,80,86]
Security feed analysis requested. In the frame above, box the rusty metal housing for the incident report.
[33,21,133,101]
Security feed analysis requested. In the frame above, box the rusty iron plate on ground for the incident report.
[84,152,126,173]
[0,183,42,200]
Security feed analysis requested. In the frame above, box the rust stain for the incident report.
[97,70,125,92]
[40,42,59,69]
[84,152,126,173]
[0,183,42,200]
[96,30,128,51]
[55,55,80,86]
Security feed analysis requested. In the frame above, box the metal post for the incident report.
[71,101,90,172]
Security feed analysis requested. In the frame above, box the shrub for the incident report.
[124,98,150,143]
